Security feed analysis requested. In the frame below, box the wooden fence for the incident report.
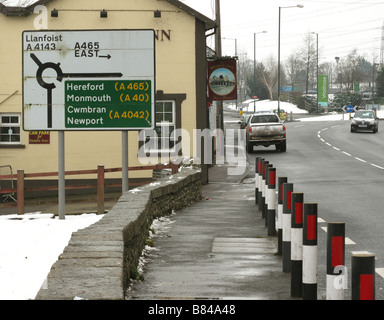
[0,163,179,215]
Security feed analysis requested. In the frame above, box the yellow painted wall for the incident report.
[0,0,199,179]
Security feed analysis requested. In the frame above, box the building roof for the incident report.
[0,0,216,30]
[165,0,216,30]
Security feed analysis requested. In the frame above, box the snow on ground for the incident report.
[0,212,103,300]
[226,99,384,121]
[226,99,309,114]
[2,102,384,300]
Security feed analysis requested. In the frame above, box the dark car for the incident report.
[351,110,379,133]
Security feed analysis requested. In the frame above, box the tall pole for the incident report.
[58,131,65,220]
[215,0,223,131]
[254,33,256,113]
[278,7,281,115]
[122,130,129,193]
[316,33,318,113]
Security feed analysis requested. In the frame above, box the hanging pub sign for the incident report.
[207,59,237,101]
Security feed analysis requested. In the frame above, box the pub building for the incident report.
[0,0,216,199]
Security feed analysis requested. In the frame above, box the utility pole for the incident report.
[215,0,224,131]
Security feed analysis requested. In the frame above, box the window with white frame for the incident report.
[0,113,21,145]
[147,100,176,151]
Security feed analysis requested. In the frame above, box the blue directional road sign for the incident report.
[346,105,354,113]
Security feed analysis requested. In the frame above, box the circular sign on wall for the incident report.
[208,68,236,97]
[207,59,237,101]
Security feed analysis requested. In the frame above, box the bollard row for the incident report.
[254,157,375,300]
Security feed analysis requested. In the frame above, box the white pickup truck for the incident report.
[244,112,287,152]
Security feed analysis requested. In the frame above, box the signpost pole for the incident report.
[58,131,65,219]
[122,130,129,193]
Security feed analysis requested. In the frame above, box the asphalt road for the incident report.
[228,115,384,300]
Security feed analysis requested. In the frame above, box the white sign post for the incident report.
[22,29,155,218]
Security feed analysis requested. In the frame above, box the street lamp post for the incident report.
[278,5,304,115]
[254,31,267,112]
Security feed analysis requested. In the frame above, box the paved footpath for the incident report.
[127,164,295,300]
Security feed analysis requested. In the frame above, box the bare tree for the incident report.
[236,53,253,102]
[258,55,278,100]
[284,51,302,91]
[298,32,317,93]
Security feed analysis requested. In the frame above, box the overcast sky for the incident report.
[181,0,384,65]
[2,0,384,64]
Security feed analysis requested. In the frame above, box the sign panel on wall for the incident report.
[29,131,50,144]
[22,29,155,131]
[207,59,237,101]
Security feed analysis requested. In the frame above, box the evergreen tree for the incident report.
[375,65,384,98]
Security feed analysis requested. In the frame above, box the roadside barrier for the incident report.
[0,163,179,215]
[263,163,272,226]
[260,160,268,216]
[254,158,377,300]
[303,203,318,300]
[282,182,294,273]
[255,157,262,205]
[277,176,287,256]
[267,167,276,236]
[326,222,346,300]
[257,159,264,211]
[257,158,263,209]
[352,253,375,300]
[291,192,304,298]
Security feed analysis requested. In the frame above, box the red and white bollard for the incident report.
[282,182,293,273]
[255,157,262,205]
[352,252,375,300]
[267,167,276,236]
[277,177,287,256]
[262,163,272,221]
[326,222,346,300]
[259,159,267,212]
[303,203,318,300]
[291,192,304,297]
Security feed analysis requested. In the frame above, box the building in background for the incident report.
[0,0,215,194]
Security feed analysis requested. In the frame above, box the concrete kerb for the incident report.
[35,167,202,300]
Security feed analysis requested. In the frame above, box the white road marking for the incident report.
[314,127,384,279]
[375,268,384,279]
[317,126,384,171]
[321,227,355,244]
[371,163,384,170]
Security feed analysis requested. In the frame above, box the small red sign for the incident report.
[29,131,50,144]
